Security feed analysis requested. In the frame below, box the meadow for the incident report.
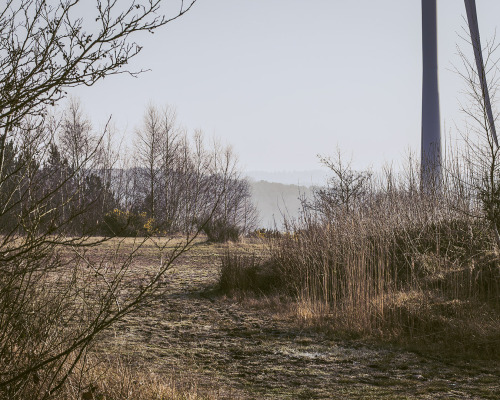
[58,236,500,400]
[3,1,500,399]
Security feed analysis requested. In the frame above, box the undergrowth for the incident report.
[219,166,500,359]
[218,251,281,294]
[61,356,219,400]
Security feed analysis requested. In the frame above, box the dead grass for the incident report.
[218,196,500,360]
[63,356,219,400]
[40,237,500,398]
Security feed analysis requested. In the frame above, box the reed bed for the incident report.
[222,163,500,356]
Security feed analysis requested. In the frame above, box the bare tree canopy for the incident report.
[0,2,206,398]
[0,0,196,129]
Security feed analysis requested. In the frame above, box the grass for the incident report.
[7,234,500,399]
[65,357,219,400]
[218,250,281,294]
[218,197,500,360]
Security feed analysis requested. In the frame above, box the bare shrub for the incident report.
[203,219,241,243]
[267,155,500,355]
[218,251,281,294]
[307,148,372,216]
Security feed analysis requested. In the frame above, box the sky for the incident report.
[70,1,500,173]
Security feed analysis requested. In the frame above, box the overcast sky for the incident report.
[70,1,500,173]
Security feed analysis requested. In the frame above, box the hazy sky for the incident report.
[70,1,500,172]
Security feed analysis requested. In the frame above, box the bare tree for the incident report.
[134,104,163,224]
[0,0,196,130]
[198,137,257,241]
[453,29,500,248]
[0,1,199,398]
[306,148,372,218]
[159,105,184,232]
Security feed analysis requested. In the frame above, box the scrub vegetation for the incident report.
[219,31,500,365]
[1,0,500,399]
[222,152,500,359]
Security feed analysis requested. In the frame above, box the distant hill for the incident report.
[246,170,327,186]
[249,180,313,229]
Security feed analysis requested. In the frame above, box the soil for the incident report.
[95,238,500,399]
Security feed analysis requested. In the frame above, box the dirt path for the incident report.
[101,241,500,399]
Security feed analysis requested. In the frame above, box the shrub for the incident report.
[102,209,149,237]
[202,219,240,242]
[218,251,282,294]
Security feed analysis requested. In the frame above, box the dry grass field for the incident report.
[78,237,500,400]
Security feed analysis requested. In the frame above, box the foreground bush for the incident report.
[202,219,241,242]
[252,157,500,357]
[218,251,281,294]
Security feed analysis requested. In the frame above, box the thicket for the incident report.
[219,34,500,357]
[0,1,258,399]
[0,101,256,240]
[132,106,257,239]
[221,152,500,357]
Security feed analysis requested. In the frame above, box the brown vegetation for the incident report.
[2,2,500,398]
[37,238,500,399]
[2,237,494,399]
[220,153,500,360]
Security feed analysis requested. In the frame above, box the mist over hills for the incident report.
[246,170,327,187]
[245,170,326,228]
[247,180,313,229]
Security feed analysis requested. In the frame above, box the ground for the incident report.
[90,237,500,399]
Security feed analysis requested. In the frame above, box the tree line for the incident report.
[0,99,256,241]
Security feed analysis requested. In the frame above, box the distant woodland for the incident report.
[1,100,256,240]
